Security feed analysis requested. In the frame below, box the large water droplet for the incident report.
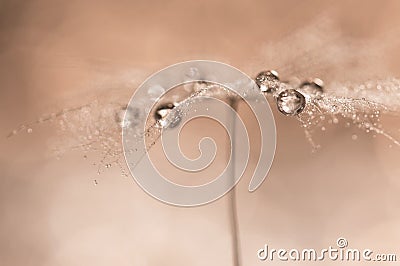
[276,89,306,116]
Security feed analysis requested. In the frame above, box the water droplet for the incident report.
[255,70,280,93]
[276,89,306,116]
[147,85,165,99]
[154,102,181,128]
[331,105,338,113]
[352,134,358,140]
[321,126,326,131]
[333,118,339,124]
[298,78,324,96]
[185,67,200,79]
[115,106,142,128]
[27,128,33,133]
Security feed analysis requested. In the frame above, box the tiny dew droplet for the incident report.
[185,67,200,79]
[352,134,358,140]
[27,128,33,133]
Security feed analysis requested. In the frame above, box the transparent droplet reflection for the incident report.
[276,89,306,116]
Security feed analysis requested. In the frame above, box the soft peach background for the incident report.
[1,1,400,265]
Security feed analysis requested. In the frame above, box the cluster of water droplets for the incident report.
[124,81,237,167]
[6,73,400,182]
[290,79,400,149]
[297,94,395,150]
[255,70,400,150]
[7,101,132,184]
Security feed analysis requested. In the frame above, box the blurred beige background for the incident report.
[1,0,400,265]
